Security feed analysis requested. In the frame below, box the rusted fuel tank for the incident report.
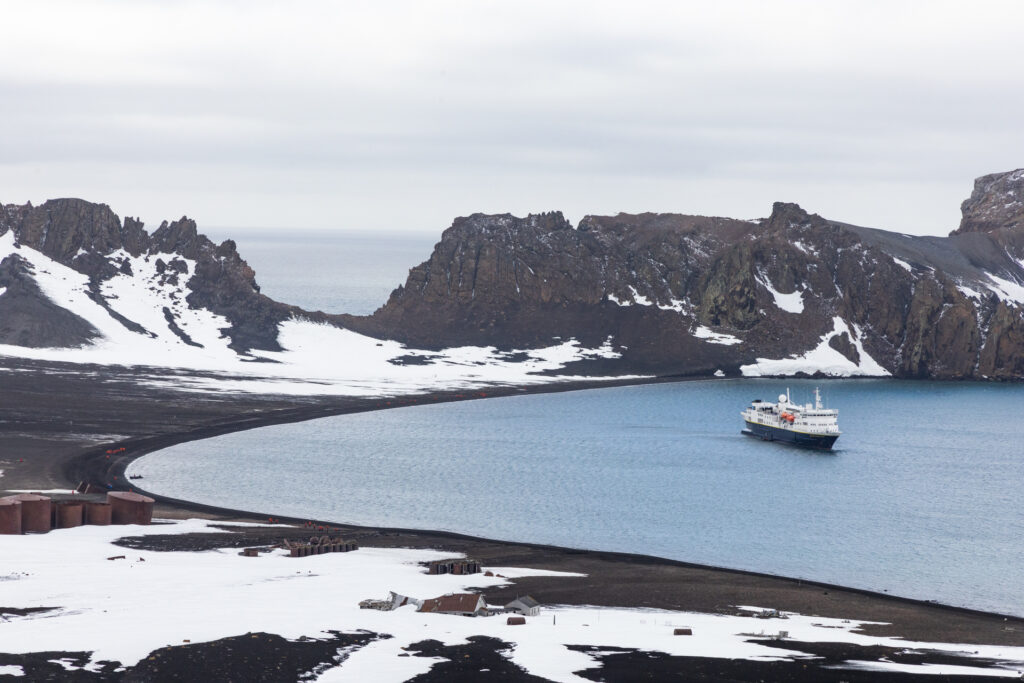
[85,501,112,525]
[53,501,84,529]
[0,498,22,534]
[3,494,52,533]
[107,491,154,525]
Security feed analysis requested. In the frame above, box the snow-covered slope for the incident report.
[0,229,624,394]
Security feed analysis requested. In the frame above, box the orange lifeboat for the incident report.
[780,412,795,423]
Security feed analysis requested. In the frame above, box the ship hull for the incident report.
[743,421,839,450]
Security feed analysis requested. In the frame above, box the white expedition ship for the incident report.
[741,387,840,450]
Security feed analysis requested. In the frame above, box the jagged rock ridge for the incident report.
[349,169,1024,380]
[0,198,311,352]
[2,170,1023,381]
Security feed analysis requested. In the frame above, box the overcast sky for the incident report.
[2,0,1022,236]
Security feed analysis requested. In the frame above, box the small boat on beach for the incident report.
[741,387,840,450]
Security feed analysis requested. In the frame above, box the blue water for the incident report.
[129,231,1024,615]
[131,379,1024,616]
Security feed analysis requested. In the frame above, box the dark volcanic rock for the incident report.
[3,171,1024,380]
[0,199,313,353]
[355,173,1024,380]
[0,254,99,347]
[954,168,1024,235]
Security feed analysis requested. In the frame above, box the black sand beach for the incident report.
[2,357,1023,681]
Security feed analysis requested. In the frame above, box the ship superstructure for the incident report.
[741,387,840,450]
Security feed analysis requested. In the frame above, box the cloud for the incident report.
[2,0,1023,234]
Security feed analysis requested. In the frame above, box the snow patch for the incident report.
[714,369,725,377]
[0,665,24,677]
[891,256,913,273]
[693,326,742,346]
[957,283,984,300]
[606,287,653,307]
[628,286,652,306]
[656,298,691,315]
[757,271,804,314]
[984,274,1024,305]
[740,317,890,377]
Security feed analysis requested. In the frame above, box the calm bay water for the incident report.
[131,379,1024,616]
[132,231,1024,616]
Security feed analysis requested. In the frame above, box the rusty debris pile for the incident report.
[0,491,154,535]
[281,535,358,558]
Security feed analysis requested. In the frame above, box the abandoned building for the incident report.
[418,593,488,617]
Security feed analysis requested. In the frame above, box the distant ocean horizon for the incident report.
[133,230,1024,617]
[204,227,437,316]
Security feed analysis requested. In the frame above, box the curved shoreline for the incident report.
[59,375,1024,628]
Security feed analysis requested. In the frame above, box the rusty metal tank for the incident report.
[3,494,51,533]
[84,501,112,526]
[0,498,22,534]
[53,501,84,528]
[107,491,154,525]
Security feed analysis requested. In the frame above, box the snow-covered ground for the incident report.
[0,232,634,396]
[740,317,890,378]
[1,520,1021,681]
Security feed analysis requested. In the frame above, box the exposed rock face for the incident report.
[0,198,305,353]
[0,253,100,348]
[954,168,1024,235]
[354,172,1024,380]
[2,171,1023,381]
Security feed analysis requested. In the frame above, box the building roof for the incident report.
[418,593,485,614]
[506,595,539,609]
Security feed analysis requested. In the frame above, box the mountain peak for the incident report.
[953,168,1024,235]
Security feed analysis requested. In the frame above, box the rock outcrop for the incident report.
[0,199,306,352]
[350,169,1024,380]
[2,169,1023,381]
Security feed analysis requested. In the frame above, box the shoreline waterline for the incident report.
[66,373,1024,623]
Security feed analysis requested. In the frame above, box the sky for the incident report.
[1,0,1022,236]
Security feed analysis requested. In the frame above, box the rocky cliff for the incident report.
[2,170,1023,381]
[349,169,1024,380]
[0,198,307,353]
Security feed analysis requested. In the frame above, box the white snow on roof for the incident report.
[0,232,641,396]
[756,271,804,314]
[1,519,1021,681]
[740,317,890,378]
[693,325,741,345]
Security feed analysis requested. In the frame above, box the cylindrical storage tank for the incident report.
[107,491,154,525]
[54,502,84,529]
[5,494,52,533]
[84,502,112,526]
[0,498,22,535]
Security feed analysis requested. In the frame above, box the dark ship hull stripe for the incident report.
[743,421,839,450]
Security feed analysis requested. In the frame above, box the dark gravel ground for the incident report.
[2,358,1023,681]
